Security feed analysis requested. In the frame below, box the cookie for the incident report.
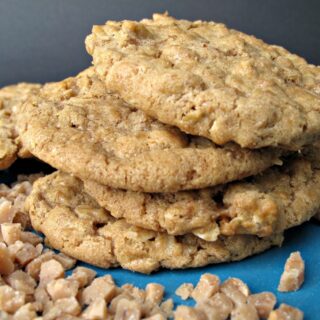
[0,83,41,169]
[84,150,320,239]
[26,171,283,273]
[86,13,320,150]
[17,68,281,192]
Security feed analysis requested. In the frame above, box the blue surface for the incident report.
[80,221,320,318]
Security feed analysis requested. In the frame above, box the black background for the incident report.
[0,0,319,87]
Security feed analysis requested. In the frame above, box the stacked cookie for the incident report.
[4,13,320,273]
[0,83,41,169]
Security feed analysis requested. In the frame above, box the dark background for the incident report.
[0,0,319,87]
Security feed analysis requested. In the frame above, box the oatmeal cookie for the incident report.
[0,83,41,169]
[86,13,320,150]
[17,68,281,192]
[26,172,283,274]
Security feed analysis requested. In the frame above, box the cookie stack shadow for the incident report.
[3,14,320,273]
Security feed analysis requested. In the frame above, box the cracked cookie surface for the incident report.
[26,171,283,274]
[17,68,281,192]
[84,149,320,239]
[0,83,41,169]
[86,13,320,150]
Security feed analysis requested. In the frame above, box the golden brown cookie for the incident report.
[17,68,281,192]
[84,150,320,239]
[26,171,283,274]
[0,83,41,169]
[86,13,320,150]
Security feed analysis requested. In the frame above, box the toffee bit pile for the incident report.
[174,274,303,320]
[0,177,304,319]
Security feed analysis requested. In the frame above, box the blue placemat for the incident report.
[80,221,320,319]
